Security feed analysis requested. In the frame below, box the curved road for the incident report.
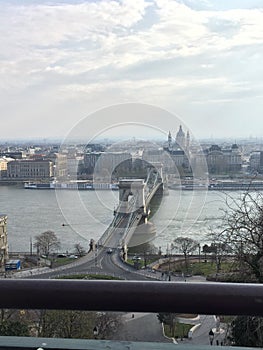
[24,248,152,281]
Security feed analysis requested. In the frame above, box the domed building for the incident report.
[163,126,191,175]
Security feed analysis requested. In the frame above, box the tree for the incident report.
[0,309,31,336]
[40,310,95,338]
[211,191,263,348]
[231,316,263,347]
[0,320,29,336]
[95,312,121,339]
[39,310,121,339]
[74,243,86,257]
[216,191,263,282]
[203,241,231,273]
[173,237,198,269]
[34,230,60,257]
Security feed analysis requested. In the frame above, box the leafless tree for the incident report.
[39,310,121,339]
[74,243,86,257]
[95,312,122,339]
[39,310,95,338]
[215,191,263,282]
[173,237,198,268]
[205,236,232,274]
[231,315,263,347]
[34,230,60,257]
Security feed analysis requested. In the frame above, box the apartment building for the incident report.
[7,159,54,179]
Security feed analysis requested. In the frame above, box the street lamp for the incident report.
[209,329,214,345]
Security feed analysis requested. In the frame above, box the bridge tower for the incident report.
[152,162,169,195]
[118,179,146,214]
[149,162,163,184]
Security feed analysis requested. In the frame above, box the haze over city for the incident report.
[1,0,263,141]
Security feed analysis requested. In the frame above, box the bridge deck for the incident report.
[99,172,163,250]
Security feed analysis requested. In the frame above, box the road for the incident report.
[18,247,153,280]
[21,212,157,280]
[111,312,169,342]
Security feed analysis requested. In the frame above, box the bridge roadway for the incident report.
[99,175,163,251]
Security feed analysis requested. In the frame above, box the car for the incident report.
[68,255,78,259]
[132,255,141,261]
[57,254,67,258]
[107,248,113,254]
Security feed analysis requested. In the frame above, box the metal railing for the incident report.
[0,279,262,349]
[1,279,263,316]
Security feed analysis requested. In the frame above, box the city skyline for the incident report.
[1,0,263,140]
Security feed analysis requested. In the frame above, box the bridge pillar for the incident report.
[118,179,146,214]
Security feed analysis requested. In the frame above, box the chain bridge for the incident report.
[98,163,164,258]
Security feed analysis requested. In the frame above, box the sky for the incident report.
[1,0,263,142]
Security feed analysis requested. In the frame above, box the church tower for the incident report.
[176,125,185,149]
[186,130,190,150]
[168,131,172,149]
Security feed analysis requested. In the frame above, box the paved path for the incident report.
[112,313,170,343]
[179,315,226,346]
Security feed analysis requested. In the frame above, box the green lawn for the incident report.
[52,257,75,266]
[164,322,192,338]
[164,259,237,276]
[189,261,237,275]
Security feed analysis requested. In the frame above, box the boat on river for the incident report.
[208,181,263,191]
[169,180,263,191]
[24,181,119,190]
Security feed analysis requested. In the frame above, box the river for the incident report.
[0,185,240,253]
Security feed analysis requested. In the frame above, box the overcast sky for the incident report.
[1,0,263,142]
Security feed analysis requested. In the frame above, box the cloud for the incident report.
[0,0,263,139]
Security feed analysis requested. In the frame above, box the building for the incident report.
[83,152,132,179]
[7,159,54,179]
[0,215,8,269]
[83,152,101,175]
[0,151,23,160]
[49,153,68,179]
[204,144,242,174]
[0,157,14,178]
[175,125,186,149]
[142,149,164,164]
[165,126,189,152]
[249,151,263,174]
[67,154,84,178]
[163,127,191,174]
